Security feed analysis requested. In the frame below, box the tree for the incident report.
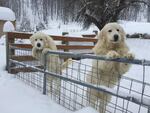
[0,0,7,6]
[147,0,150,22]
[70,0,148,30]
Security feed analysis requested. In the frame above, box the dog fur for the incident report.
[86,23,134,113]
[30,32,61,95]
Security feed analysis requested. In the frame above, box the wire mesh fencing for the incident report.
[9,47,150,113]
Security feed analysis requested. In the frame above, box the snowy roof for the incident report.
[3,21,15,32]
[0,7,15,21]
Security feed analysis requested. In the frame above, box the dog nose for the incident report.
[114,34,119,41]
[37,43,41,47]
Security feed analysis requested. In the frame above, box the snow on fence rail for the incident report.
[7,45,150,113]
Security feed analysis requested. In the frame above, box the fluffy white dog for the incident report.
[30,32,62,95]
[86,23,134,113]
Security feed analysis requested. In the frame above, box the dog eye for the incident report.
[108,30,112,32]
[35,39,37,41]
[117,29,119,31]
[40,39,43,41]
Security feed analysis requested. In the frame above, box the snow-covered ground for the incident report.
[0,21,150,113]
[42,22,98,37]
[119,20,150,34]
[42,20,150,37]
[0,45,69,113]
[0,43,98,113]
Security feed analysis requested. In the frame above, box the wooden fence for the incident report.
[6,31,97,73]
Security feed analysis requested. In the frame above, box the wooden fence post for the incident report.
[93,30,98,35]
[62,32,69,52]
[5,33,9,71]
[6,32,15,72]
[93,30,98,45]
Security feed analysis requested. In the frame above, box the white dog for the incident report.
[30,32,62,96]
[86,23,134,113]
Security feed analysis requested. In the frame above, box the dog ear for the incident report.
[45,35,57,50]
[92,29,106,54]
[96,29,104,40]
[120,26,126,41]
[92,39,102,54]
[29,35,34,46]
[93,31,103,54]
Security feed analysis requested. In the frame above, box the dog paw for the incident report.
[32,54,35,58]
[107,51,120,59]
[42,48,50,55]
[124,53,135,59]
[32,52,37,58]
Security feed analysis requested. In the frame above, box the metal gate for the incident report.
[8,47,150,113]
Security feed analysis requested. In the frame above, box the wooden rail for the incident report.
[6,31,98,73]
[10,65,44,74]
[82,34,96,38]
[7,32,97,42]
[11,44,94,50]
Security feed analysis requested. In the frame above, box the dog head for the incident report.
[98,23,126,44]
[30,32,57,50]
[93,23,127,54]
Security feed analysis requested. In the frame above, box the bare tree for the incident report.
[2,0,149,30]
[0,0,3,5]
[147,0,150,22]
[0,0,7,6]
[71,0,148,30]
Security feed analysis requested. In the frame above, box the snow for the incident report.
[0,38,95,113]
[98,85,150,107]
[42,22,97,37]
[74,107,98,113]
[42,20,150,38]
[3,21,15,32]
[119,20,150,34]
[1,21,150,113]
[0,7,15,21]
[0,35,6,45]
[0,74,70,113]
[0,45,71,113]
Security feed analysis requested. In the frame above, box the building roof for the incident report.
[0,7,15,21]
